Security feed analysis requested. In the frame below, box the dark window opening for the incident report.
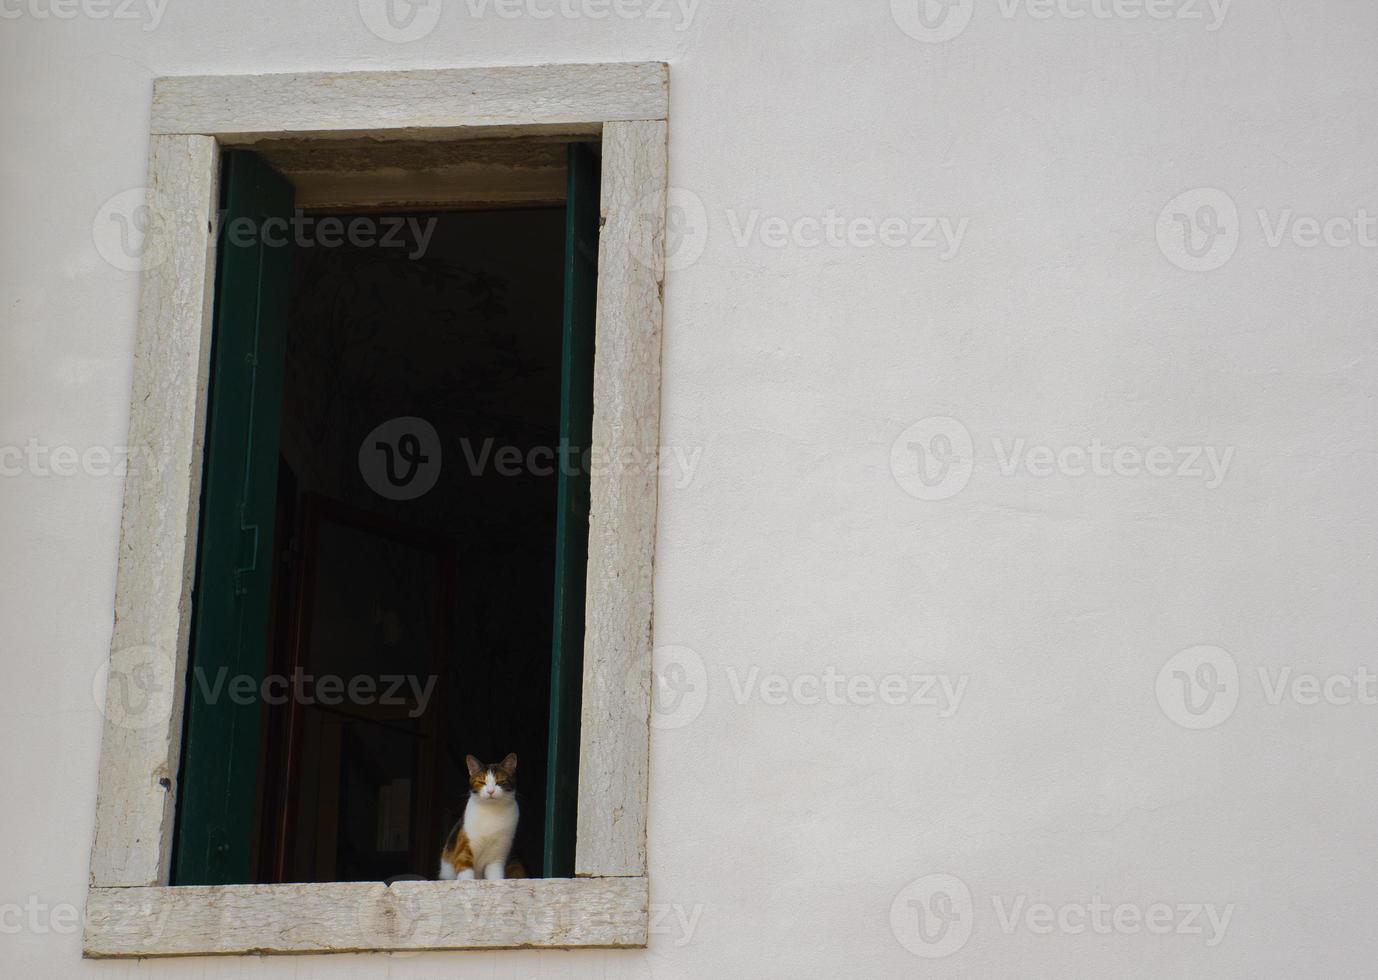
[172,146,600,887]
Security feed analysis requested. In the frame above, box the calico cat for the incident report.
[438,753,522,881]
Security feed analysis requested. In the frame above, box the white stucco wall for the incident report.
[4,0,1378,975]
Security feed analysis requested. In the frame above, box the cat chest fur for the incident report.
[463,797,518,865]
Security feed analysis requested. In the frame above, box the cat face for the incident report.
[466,753,517,802]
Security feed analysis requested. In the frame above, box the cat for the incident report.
[438,753,522,881]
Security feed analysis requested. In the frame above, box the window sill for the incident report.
[84,876,648,957]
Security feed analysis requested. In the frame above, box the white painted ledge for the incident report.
[84,877,648,957]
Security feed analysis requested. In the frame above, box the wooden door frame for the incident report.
[86,62,667,957]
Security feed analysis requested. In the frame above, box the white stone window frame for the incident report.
[85,62,667,958]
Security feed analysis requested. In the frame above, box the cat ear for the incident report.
[465,755,483,777]
[500,753,518,773]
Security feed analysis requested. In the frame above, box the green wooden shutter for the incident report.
[545,143,600,878]
[173,152,294,886]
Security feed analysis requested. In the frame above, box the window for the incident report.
[86,63,667,957]
[176,153,593,888]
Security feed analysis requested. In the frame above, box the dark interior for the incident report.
[254,207,567,882]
